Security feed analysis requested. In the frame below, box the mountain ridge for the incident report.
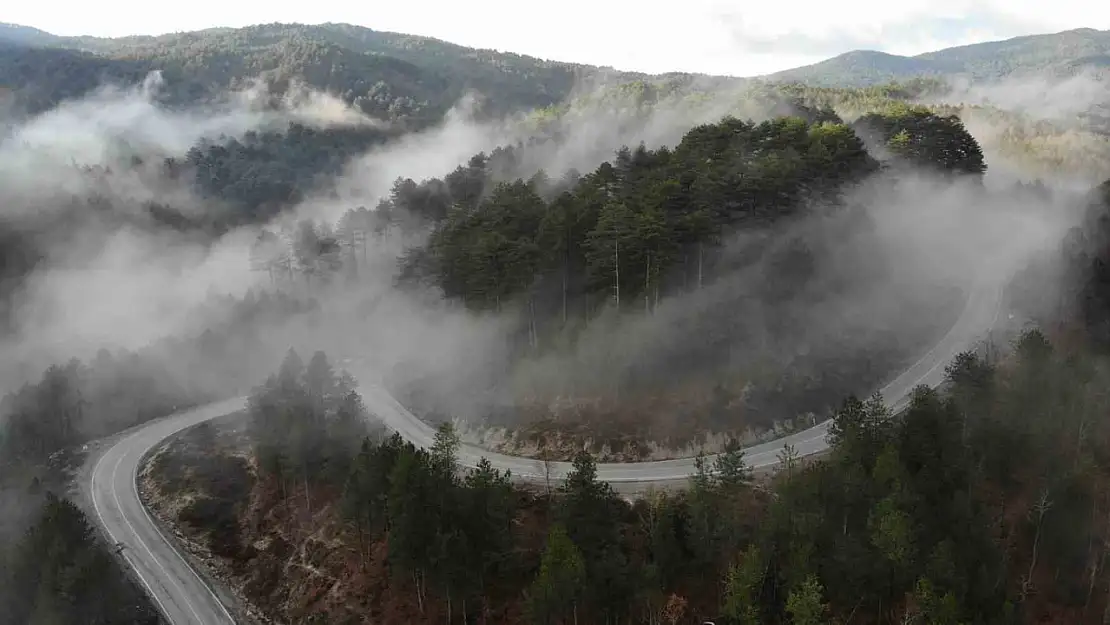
[3,21,1110,120]
[767,27,1110,86]
[0,21,654,121]
[5,21,1110,87]
[0,22,61,47]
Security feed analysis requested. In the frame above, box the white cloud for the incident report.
[6,0,1110,76]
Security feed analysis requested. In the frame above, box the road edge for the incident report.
[72,420,190,625]
[133,414,267,625]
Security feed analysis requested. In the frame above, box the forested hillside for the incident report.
[0,21,643,122]
[134,129,1110,623]
[534,76,1110,183]
[0,43,175,115]
[0,67,1094,458]
[68,23,616,117]
[0,72,1016,457]
[8,21,1110,114]
[241,106,989,459]
[141,320,1110,624]
[767,27,1110,86]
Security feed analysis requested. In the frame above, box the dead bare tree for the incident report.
[534,449,554,497]
[777,443,801,480]
[1022,486,1054,600]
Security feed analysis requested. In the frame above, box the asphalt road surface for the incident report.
[88,397,245,625]
[83,265,1004,624]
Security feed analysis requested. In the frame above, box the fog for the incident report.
[307,77,762,225]
[0,74,386,380]
[405,171,1082,453]
[936,68,1110,124]
[917,69,1110,188]
[0,67,1095,459]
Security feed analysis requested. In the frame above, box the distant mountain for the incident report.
[0,22,649,122]
[66,23,641,106]
[766,28,1110,86]
[5,21,1110,123]
[0,23,61,48]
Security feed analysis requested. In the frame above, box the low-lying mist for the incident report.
[0,75,382,380]
[0,68,1095,459]
[918,69,1110,187]
[389,172,1081,453]
[0,72,779,377]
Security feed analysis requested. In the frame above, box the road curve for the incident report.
[88,397,246,625]
[83,262,1005,624]
[359,267,1005,482]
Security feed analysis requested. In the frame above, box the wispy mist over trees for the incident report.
[239,106,1001,458]
[0,288,317,473]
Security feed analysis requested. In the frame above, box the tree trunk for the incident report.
[1077,418,1089,471]
[354,523,366,571]
[1026,488,1053,598]
[562,259,569,326]
[544,457,553,497]
[697,241,704,290]
[1086,495,1101,613]
[529,297,538,350]
[303,467,311,517]
[961,405,968,446]
[415,570,425,613]
[683,253,689,291]
[613,238,620,307]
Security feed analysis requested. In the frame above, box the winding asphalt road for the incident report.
[83,264,1006,624]
[361,267,1006,481]
[88,397,245,625]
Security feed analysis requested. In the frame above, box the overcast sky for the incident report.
[6,1,1110,76]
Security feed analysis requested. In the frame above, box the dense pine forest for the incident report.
[142,320,1110,624]
[133,160,1110,624]
[237,105,987,458]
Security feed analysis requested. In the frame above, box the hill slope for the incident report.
[767,28,1110,86]
[6,21,1110,120]
[0,22,646,121]
[0,22,62,48]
